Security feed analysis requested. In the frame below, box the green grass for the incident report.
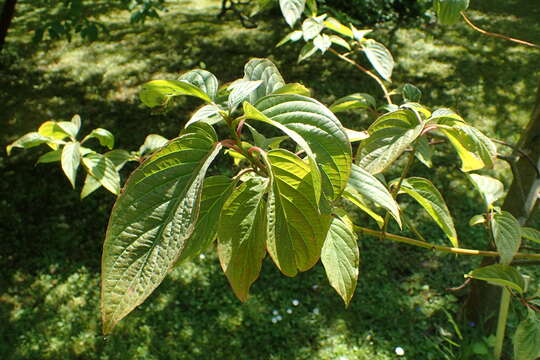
[1,0,540,359]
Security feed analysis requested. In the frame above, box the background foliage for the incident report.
[1,0,540,359]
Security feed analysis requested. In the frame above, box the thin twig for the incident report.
[491,138,540,177]
[447,278,472,292]
[461,12,540,50]
[328,47,393,105]
[355,225,540,259]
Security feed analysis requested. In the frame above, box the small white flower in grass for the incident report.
[199,254,206,260]
[286,308,292,314]
[271,317,278,324]
[292,299,300,306]
[395,347,405,356]
[339,356,348,360]
[272,310,279,315]
[312,307,320,315]
[276,315,283,321]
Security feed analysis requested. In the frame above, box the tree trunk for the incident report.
[463,79,540,331]
[0,0,18,52]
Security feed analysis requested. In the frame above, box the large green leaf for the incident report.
[330,93,376,113]
[323,17,354,38]
[265,149,331,277]
[468,173,504,208]
[176,176,236,264]
[466,264,524,294]
[139,79,213,108]
[179,69,219,101]
[37,149,62,164]
[82,153,121,195]
[243,59,285,104]
[218,177,268,301]
[399,177,458,247]
[491,211,521,265]
[227,79,263,112]
[185,104,223,128]
[342,187,384,227]
[101,123,221,334]
[279,0,305,27]
[434,0,469,25]
[357,109,423,174]
[521,227,540,245]
[347,164,401,227]
[514,310,540,360]
[61,141,81,188]
[302,16,324,41]
[321,211,359,306]
[251,94,352,199]
[361,39,394,82]
[80,173,102,199]
[439,123,497,172]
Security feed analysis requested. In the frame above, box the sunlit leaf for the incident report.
[302,16,324,41]
[228,79,263,111]
[218,177,268,301]
[491,211,521,265]
[298,42,318,63]
[276,30,303,47]
[138,134,169,156]
[82,153,121,195]
[323,17,354,38]
[415,136,433,168]
[101,123,221,334]
[6,132,52,155]
[362,39,394,81]
[279,0,305,27]
[140,79,213,108]
[466,264,524,294]
[468,173,504,208]
[61,142,81,188]
[521,227,540,245]
[243,59,285,103]
[330,93,376,113]
[83,128,115,149]
[321,211,359,306]
[179,69,219,100]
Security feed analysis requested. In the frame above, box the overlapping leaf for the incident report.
[321,211,359,306]
[101,123,221,334]
[179,69,219,100]
[140,79,213,108]
[243,58,285,103]
[466,264,525,294]
[468,173,504,208]
[61,142,81,188]
[82,153,121,195]
[362,39,394,82]
[521,227,540,244]
[330,93,376,113]
[264,149,331,277]
[279,0,305,27]
[491,211,521,265]
[399,177,458,247]
[357,109,423,174]
[218,177,268,301]
[250,94,352,199]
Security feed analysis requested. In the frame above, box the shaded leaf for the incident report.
[466,264,524,294]
[243,59,285,103]
[521,227,540,245]
[491,211,521,265]
[82,153,121,195]
[415,136,433,168]
[37,149,62,164]
[298,42,318,63]
[514,310,540,360]
[402,84,422,102]
[81,173,102,199]
[61,142,81,188]
[434,0,469,25]
[330,93,376,113]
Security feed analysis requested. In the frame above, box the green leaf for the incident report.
[328,35,351,50]
[228,79,263,111]
[179,69,219,100]
[279,0,305,27]
[6,132,51,155]
[37,149,62,164]
[298,42,318,63]
[434,0,469,25]
[218,177,268,301]
[361,39,394,82]
[80,173,102,199]
[491,211,521,265]
[514,310,540,360]
[138,134,168,156]
[344,128,369,142]
[321,211,359,306]
[302,16,324,41]
[348,164,401,227]
[176,176,236,265]
[104,149,135,170]
[323,17,354,38]
[250,94,352,199]
[276,30,303,47]
[468,173,504,208]
[185,104,223,127]
[351,25,372,41]
[272,83,311,97]
[402,84,422,102]
[399,177,458,247]
[139,79,213,108]
[82,153,121,195]
[439,123,497,172]
[330,93,376,113]
[305,0,317,15]
[243,59,286,103]
[61,142,81,188]
[469,214,486,227]
[83,128,115,149]
[415,136,433,168]
[246,124,288,150]
[342,188,384,227]
[101,123,221,334]
[466,264,524,294]
[264,149,331,276]
[38,121,71,141]
[357,109,423,174]
[521,227,540,244]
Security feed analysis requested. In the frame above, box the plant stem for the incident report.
[494,288,511,360]
[328,47,393,105]
[355,225,540,259]
[461,12,540,50]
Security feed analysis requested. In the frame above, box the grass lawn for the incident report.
[1,0,539,359]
